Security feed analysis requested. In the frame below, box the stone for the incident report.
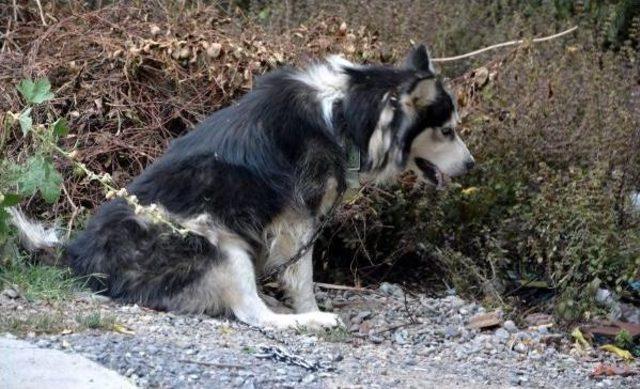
[494,328,510,342]
[503,320,517,333]
[514,343,528,354]
[468,310,502,330]
[0,338,135,388]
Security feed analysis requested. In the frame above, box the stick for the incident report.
[35,0,47,26]
[432,26,578,63]
[178,359,247,369]
[314,282,373,293]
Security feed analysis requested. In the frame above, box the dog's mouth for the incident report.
[414,157,449,189]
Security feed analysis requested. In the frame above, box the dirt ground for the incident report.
[2,283,638,388]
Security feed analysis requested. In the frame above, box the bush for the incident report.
[317,16,640,321]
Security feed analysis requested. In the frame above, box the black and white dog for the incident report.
[11,45,474,329]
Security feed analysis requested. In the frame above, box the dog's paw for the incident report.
[300,311,343,329]
[259,312,343,330]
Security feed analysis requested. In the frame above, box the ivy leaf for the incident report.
[16,155,63,204]
[18,108,33,136]
[52,118,69,138]
[17,78,55,105]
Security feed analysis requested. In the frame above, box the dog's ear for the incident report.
[404,44,434,73]
[406,77,437,108]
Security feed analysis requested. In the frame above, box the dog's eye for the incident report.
[440,127,454,136]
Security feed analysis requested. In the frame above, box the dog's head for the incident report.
[346,45,475,188]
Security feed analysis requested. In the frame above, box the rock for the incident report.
[513,343,528,354]
[378,282,404,298]
[301,373,315,384]
[503,320,517,333]
[1,286,20,299]
[494,328,510,342]
[445,325,461,338]
[392,329,408,344]
[595,288,622,321]
[468,310,502,330]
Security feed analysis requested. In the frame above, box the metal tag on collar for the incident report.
[346,139,361,190]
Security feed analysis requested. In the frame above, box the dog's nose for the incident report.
[465,159,476,171]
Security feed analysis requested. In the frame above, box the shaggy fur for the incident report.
[10,45,474,329]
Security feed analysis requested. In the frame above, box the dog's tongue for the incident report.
[414,157,449,189]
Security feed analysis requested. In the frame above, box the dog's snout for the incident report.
[465,159,476,171]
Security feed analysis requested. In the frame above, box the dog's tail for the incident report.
[7,207,64,262]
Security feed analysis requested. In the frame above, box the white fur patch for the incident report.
[293,55,353,128]
[261,209,313,272]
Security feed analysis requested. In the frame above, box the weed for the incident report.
[0,255,84,302]
[0,312,65,335]
[614,329,634,350]
[75,311,116,330]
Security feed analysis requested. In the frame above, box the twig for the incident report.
[432,26,578,63]
[35,0,47,26]
[65,205,82,241]
[314,282,374,293]
[12,0,17,22]
[371,321,420,335]
[402,285,418,324]
[178,359,247,369]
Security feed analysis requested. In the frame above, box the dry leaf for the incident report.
[112,323,135,335]
[600,344,634,361]
[571,327,590,349]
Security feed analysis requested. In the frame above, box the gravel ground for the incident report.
[2,283,639,388]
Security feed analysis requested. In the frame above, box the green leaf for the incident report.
[0,193,21,207]
[18,108,33,136]
[52,118,69,138]
[17,78,55,105]
[16,155,62,204]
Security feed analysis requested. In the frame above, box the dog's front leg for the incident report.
[280,250,320,313]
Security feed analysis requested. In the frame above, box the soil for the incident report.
[2,283,638,388]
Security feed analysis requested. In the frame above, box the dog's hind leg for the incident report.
[217,243,341,329]
[280,250,320,313]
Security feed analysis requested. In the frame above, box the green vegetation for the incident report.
[75,311,117,330]
[0,255,83,302]
[0,312,66,335]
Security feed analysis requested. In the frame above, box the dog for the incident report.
[10,45,474,329]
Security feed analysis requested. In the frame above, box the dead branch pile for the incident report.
[0,2,387,217]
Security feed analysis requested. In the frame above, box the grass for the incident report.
[0,256,85,302]
[0,312,66,335]
[75,311,116,330]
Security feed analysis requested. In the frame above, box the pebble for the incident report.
[1,287,19,299]
[503,320,517,333]
[445,325,461,338]
[301,374,315,384]
[513,343,528,354]
[494,328,510,342]
[8,288,625,388]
